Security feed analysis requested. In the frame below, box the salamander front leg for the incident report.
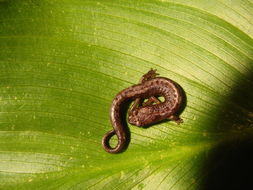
[168,115,183,125]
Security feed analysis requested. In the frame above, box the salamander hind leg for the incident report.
[130,96,161,113]
[142,96,161,106]
[168,115,183,125]
[139,68,159,83]
[129,98,142,113]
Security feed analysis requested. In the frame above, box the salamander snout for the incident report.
[128,108,154,127]
[128,110,142,127]
[128,116,141,127]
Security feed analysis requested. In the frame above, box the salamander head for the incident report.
[128,108,156,127]
[128,109,141,126]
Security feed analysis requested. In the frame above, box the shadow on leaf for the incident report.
[201,68,253,190]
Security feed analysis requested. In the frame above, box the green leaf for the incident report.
[0,0,253,189]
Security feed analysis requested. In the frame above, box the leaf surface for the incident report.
[0,0,253,189]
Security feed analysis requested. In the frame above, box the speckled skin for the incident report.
[102,70,183,153]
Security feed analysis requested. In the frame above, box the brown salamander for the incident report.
[102,69,184,153]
